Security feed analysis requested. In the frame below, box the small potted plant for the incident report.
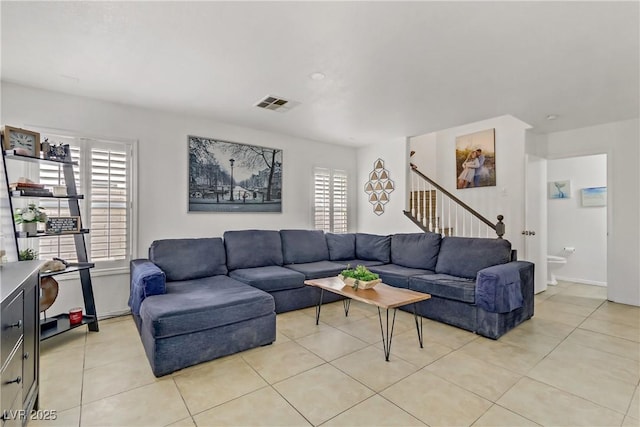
[339,265,381,290]
[14,203,47,235]
[19,248,39,261]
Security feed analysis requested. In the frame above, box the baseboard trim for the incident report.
[98,309,132,320]
[555,276,607,287]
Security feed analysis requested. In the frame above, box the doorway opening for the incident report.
[547,154,608,288]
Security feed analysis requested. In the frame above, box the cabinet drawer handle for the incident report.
[9,320,22,328]
[24,352,30,360]
[7,376,22,384]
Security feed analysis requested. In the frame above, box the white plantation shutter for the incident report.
[90,147,128,262]
[314,168,331,231]
[38,137,132,268]
[313,168,348,233]
[332,171,348,233]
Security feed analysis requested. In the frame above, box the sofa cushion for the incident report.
[435,237,512,279]
[229,266,305,292]
[284,261,345,280]
[280,230,330,264]
[139,275,274,339]
[129,259,166,316]
[149,238,227,282]
[409,274,476,303]
[369,264,434,289]
[391,233,442,270]
[224,230,284,270]
[355,233,391,263]
[326,233,356,261]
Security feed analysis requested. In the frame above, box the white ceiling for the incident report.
[1,1,638,147]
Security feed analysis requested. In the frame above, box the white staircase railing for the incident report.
[406,166,505,238]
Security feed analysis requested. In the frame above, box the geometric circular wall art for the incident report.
[364,158,395,216]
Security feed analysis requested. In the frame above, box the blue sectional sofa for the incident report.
[130,229,534,376]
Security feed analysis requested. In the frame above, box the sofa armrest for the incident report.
[129,259,166,316]
[476,262,526,313]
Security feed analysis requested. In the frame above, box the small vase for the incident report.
[21,222,37,235]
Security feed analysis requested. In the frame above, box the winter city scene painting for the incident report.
[188,135,282,212]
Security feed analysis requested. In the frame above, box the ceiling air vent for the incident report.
[254,95,298,112]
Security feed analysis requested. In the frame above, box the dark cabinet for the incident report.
[1,261,40,426]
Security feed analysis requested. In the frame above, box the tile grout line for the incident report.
[172,376,196,424]
[78,328,88,427]
[519,290,636,419]
[240,356,315,426]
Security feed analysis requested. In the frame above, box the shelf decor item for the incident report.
[68,307,83,325]
[339,265,381,290]
[14,203,47,235]
[45,216,81,234]
[39,276,60,312]
[19,248,38,261]
[1,125,41,157]
[44,142,70,161]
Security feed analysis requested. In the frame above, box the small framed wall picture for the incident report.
[581,187,606,207]
[1,125,41,157]
[548,180,571,199]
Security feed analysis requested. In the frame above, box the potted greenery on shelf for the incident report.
[339,265,381,290]
[14,203,47,235]
[19,248,39,261]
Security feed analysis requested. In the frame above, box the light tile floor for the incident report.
[34,281,640,427]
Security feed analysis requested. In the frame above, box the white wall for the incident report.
[547,154,607,285]
[409,132,437,173]
[545,118,640,306]
[1,82,358,316]
[408,115,531,251]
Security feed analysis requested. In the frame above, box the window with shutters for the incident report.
[38,136,134,270]
[313,168,348,233]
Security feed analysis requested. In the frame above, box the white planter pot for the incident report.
[21,222,37,235]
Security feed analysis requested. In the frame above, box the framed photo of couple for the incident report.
[455,128,496,189]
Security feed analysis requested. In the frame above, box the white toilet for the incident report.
[547,255,567,285]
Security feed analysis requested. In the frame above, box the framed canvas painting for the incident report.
[188,135,282,212]
[455,128,496,189]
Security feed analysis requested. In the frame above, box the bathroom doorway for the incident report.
[547,154,608,287]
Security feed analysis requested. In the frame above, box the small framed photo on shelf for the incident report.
[1,125,41,157]
[41,139,70,161]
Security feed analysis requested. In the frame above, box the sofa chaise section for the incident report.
[130,237,276,376]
